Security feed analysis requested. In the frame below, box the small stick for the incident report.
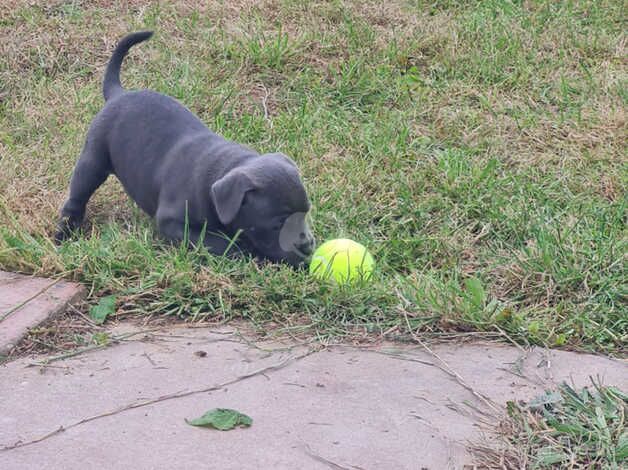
[369,349,435,367]
[260,84,273,128]
[403,312,501,414]
[68,303,101,327]
[494,324,528,353]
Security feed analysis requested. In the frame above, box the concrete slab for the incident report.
[0,326,626,469]
[0,272,85,355]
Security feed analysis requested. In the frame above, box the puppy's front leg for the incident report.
[157,216,241,257]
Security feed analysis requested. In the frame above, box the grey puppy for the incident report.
[55,31,314,267]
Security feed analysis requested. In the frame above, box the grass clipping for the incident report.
[473,379,628,469]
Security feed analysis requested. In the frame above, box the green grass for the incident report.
[0,0,626,352]
[473,380,628,468]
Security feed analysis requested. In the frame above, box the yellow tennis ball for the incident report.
[309,238,375,285]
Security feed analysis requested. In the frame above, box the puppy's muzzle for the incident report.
[295,233,315,257]
[279,212,315,259]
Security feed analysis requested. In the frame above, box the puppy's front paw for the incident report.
[54,216,82,244]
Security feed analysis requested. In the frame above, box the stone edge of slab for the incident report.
[0,275,85,355]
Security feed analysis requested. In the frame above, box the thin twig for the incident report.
[259,83,273,128]
[68,303,101,327]
[0,279,61,322]
[494,324,528,352]
[369,349,435,367]
[26,329,161,367]
[303,444,357,470]
[232,329,314,354]
[2,348,316,452]
[141,352,157,367]
[403,312,501,414]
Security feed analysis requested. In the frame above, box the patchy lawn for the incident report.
[472,380,628,468]
[0,0,625,352]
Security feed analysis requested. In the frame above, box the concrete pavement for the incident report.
[1,325,626,469]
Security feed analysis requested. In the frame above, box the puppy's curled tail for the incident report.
[103,31,154,101]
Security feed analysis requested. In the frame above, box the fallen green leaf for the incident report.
[185,408,252,431]
[89,295,116,325]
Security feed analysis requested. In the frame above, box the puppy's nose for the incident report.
[297,234,315,255]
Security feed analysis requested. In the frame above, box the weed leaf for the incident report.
[186,408,252,430]
[535,447,567,465]
[464,277,486,308]
[89,295,116,325]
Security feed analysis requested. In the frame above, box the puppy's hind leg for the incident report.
[55,139,111,243]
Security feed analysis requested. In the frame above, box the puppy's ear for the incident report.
[211,169,255,225]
